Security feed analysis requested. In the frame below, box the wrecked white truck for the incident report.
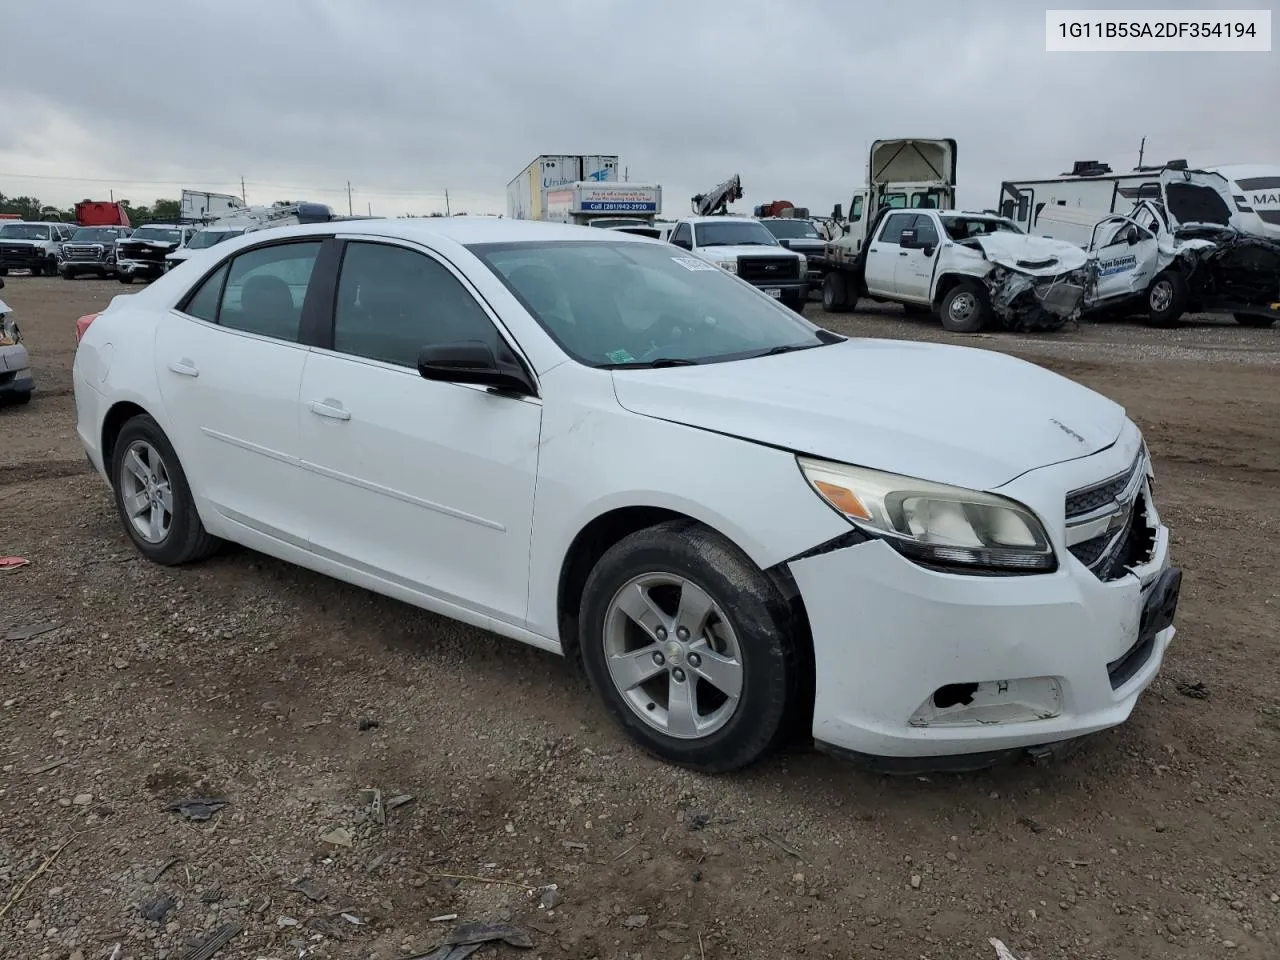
[1033,168,1280,328]
[819,206,1092,333]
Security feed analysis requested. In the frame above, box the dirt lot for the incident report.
[2,276,1278,960]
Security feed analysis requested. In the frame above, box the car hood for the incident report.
[962,234,1090,276]
[776,237,827,252]
[696,244,803,261]
[610,339,1126,491]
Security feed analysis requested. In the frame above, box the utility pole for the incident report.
[1137,136,1146,169]
[240,177,247,202]
[347,181,353,216]
[109,189,114,203]
[445,189,451,216]
[367,201,372,217]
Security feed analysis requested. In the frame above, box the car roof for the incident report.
[2,221,64,227]
[183,216,660,247]
[680,216,764,225]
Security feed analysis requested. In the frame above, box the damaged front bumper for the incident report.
[986,264,1091,332]
[786,426,1178,773]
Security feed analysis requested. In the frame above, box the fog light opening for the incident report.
[933,683,979,709]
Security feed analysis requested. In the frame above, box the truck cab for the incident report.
[667,216,809,311]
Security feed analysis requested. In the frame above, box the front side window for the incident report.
[216,241,322,341]
[692,220,779,248]
[849,196,865,221]
[761,219,821,240]
[878,212,917,245]
[333,241,499,368]
[670,223,692,248]
[470,239,840,368]
[911,215,940,246]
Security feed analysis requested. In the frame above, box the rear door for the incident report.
[155,237,335,547]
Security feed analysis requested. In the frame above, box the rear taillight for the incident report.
[75,313,100,343]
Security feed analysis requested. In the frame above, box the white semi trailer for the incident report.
[505,155,620,221]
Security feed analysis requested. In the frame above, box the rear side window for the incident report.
[181,264,229,322]
[217,241,322,342]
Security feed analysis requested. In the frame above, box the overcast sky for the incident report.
[1,0,1276,219]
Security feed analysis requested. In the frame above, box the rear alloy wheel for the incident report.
[939,280,990,333]
[1234,313,1276,328]
[579,520,801,773]
[110,414,220,565]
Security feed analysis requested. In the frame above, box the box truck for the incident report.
[506,155,620,221]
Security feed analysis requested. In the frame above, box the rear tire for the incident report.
[822,272,853,313]
[6,391,32,406]
[1144,271,1187,328]
[109,414,221,566]
[939,280,990,333]
[118,274,134,285]
[1233,313,1276,328]
[578,520,802,773]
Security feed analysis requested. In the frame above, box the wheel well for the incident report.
[101,401,149,474]
[555,507,817,736]
[932,273,964,307]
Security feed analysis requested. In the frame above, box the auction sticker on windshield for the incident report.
[671,256,718,272]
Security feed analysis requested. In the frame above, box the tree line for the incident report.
[0,191,182,224]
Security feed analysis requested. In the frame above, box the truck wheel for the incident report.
[939,281,990,333]
[1145,272,1187,328]
[118,274,134,285]
[821,273,852,313]
[61,267,78,280]
[0,267,7,277]
[1233,313,1276,328]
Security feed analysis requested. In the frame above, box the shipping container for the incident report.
[581,155,620,183]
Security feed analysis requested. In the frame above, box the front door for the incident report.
[893,213,939,302]
[864,211,915,296]
[155,238,326,546]
[297,238,543,628]
[1090,219,1158,306]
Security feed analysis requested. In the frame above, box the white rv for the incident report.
[999,160,1280,242]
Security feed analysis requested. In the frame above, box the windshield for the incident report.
[469,239,840,368]
[0,224,52,241]
[129,227,182,244]
[692,220,779,248]
[588,219,651,229]
[761,219,821,240]
[939,216,1024,241]
[188,228,246,249]
[71,228,128,243]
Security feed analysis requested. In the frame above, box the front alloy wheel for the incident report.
[602,572,744,740]
[579,519,802,772]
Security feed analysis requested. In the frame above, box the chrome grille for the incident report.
[1065,453,1143,520]
[1063,451,1153,581]
[64,244,106,262]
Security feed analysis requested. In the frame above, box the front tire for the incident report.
[109,414,220,566]
[939,280,990,333]
[578,520,801,773]
[1145,271,1187,327]
[61,267,78,280]
[118,273,134,285]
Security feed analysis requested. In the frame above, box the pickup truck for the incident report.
[0,221,76,276]
[816,207,1092,332]
[115,223,199,283]
[667,216,809,311]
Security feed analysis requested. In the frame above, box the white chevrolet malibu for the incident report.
[72,218,1181,773]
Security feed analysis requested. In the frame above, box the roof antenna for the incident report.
[1137,136,1146,170]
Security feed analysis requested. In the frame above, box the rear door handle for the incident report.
[309,399,351,421]
[168,359,199,377]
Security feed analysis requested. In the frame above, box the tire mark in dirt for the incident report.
[0,458,92,487]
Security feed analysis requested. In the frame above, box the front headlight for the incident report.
[716,259,737,273]
[0,316,21,346]
[796,254,807,274]
[797,456,1057,573]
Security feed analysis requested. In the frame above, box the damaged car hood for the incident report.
[963,233,1090,276]
[611,339,1126,491]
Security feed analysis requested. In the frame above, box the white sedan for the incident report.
[72,217,1182,773]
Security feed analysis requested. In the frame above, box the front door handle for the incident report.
[899,251,909,256]
[868,247,879,253]
[309,399,351,421]
[168,359,199,377]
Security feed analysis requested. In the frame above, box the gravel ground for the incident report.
[1,275,1278,960]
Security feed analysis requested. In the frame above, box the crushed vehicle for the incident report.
[1033,168,1280,328]
[115,223,199,284]
[0,220,76,276]
[60,225,133,279]
[819,206,1093,333]
[0,278,34,405]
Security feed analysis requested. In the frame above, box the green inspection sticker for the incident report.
[606,348,635,363]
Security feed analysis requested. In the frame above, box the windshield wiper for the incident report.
[602,357,699,369]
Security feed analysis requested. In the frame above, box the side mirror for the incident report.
[841,223,851,235]
[832,203,843,221]
[417,340,535,396]
[779,238,792,249]
[899,229,920,248]
[1126,230,1140,245]
[922,243,936,258]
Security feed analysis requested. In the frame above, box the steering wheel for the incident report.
[635,314,695,362]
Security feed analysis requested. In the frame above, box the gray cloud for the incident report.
[2,0,1275,217]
